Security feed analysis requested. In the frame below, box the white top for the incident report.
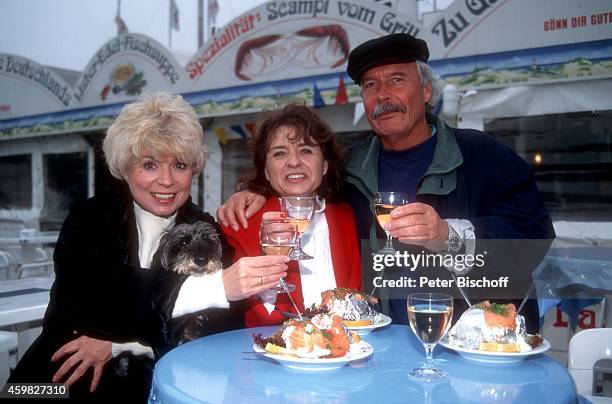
[134,203,176,269]
[297,209,338,308]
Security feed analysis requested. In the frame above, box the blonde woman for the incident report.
[9,93,287,402]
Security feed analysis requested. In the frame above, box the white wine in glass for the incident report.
[261,244,294,256]
[374,204,394,226]
[280,196,316,260]
[374,192,410,254]
[290,218,311,234]
[260,221,297,293]
[407,293,453,381]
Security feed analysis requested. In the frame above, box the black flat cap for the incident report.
[347,33,429,83]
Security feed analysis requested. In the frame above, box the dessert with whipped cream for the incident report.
[253,313,361,358]
[304,288,381,326]
[445,301,543,353]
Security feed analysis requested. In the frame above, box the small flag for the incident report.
[313,83,326,109]
[335,75,348,105]
[213,127,226,144]
[244,122,256,136]
[208,0,220,25]
[230,125,248,139]
[115,0,128,35]
[115,15,129,35]
[170,0,180,31]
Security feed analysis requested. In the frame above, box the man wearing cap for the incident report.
[218,33,554,328]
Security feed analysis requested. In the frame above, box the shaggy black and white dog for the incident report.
[158,221,223,277]
[157,221,236,345]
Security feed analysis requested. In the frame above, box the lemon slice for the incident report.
[264,343,287,354]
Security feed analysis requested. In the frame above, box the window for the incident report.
[485,110,612,221]
[40,152,88,231]
[0,154,32,209]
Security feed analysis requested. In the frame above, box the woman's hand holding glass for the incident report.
[259,220,298,292]
[221,255,289,301]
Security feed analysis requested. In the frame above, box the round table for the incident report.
[149,325,578,403]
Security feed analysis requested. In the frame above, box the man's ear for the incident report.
[423,82,433,105]
[323,160,328,176]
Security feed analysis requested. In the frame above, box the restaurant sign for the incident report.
[74,33,185,106]
[0,53,75,119]
[425,0,612,58]
[185,0,420,89]
[2,0,611,135]
[426,0,612,88]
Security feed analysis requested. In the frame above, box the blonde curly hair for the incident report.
[103,93,206,179]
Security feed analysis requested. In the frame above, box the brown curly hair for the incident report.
[244,103,344,201]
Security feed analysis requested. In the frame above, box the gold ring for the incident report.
[258,276,263,286]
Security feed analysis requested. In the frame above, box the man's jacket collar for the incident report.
[345,117,463,197]
[419,118,463,195]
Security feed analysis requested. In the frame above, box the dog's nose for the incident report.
[195,256,207,265]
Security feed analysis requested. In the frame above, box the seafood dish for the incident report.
[304,288,382,327]
[253,313,362,359]
[445,301,543,353]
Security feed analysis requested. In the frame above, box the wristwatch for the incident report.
[445,224,463,253]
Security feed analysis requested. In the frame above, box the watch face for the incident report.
[446,236,462,252]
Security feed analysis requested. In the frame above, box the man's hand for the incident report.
[384,202,449,252]
[51,335,112,392]
[217,191,266,231]
[222,255,289,301]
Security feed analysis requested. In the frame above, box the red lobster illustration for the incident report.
[234,25,349,81]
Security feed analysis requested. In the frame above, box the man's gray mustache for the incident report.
[370,102,407,119]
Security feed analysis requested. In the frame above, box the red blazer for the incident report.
[222,197,362,327]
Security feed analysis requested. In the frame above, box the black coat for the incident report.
[9,185,242,402]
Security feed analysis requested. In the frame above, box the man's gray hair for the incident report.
[416,60,442,112]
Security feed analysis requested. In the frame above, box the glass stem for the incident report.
[424,344,435,368]
[385,233,393,250]
[296,233,303,251]
[284,285,303,319]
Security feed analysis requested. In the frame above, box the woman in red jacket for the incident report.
[223,103,362,326]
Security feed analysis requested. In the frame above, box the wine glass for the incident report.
[374,192,410,254]
[279,196,316,260]
[407,293,453,381]
[260,221,297,293]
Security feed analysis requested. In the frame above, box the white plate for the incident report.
[345,314,392,335]
[253,341,373,371]
[439,339,551,364]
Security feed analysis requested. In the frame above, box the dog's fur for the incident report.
[158,221,223,276]
[156,221,226,344]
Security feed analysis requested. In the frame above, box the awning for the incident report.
[0,72,358,140]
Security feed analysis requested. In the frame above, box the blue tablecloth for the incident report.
[149,325,577,404]
[535,247,612,328]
